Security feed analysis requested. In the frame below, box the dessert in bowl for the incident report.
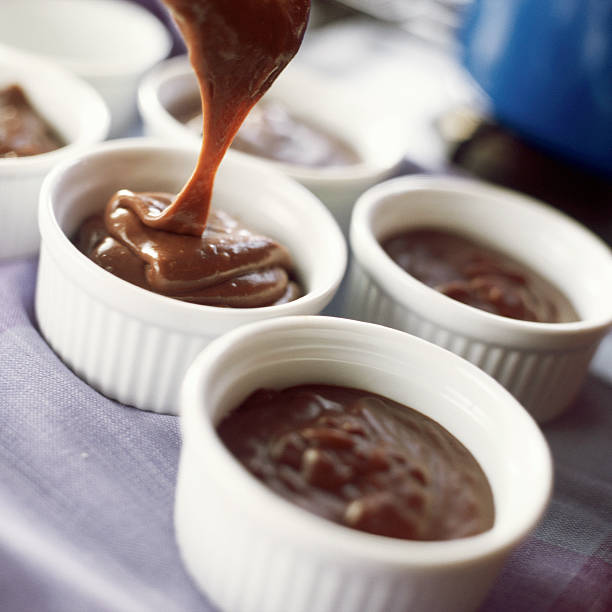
[176,315,552,612]
[35,0,342,413]
[36,139,346,414]
[346,174,612,422]
[0,0,171,136]
[0,46,109,259]
[138,56,406,233]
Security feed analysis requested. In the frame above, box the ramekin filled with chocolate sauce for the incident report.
[176,315,552,612]
[346,175,612,422]
[138,56,406,234]
[0,46,109,259]
[35,140,346,414]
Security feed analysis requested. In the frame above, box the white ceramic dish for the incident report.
[346,175,612,422]
[36,139,346,414]
[0,47,109,260]
[0,0,171,136]
[138,56,406,233]
[176,315,552,612]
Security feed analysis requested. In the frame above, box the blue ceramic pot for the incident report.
[460,0,612,174]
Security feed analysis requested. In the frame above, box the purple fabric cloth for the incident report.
[1,256,611,612]
[0,258,210,611]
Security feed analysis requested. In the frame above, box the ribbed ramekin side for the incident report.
[175,443,500,612]
[35,246,213,414]
[344,262,597,422]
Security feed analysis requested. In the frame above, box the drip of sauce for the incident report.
[218,385,495,541]
[382,228,578,323]
[136,0,311,236]
[0,84,64,158]
[76,0,311,307]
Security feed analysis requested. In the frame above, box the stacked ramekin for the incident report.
[0,47,109,259]
[35,139,346,414]
[0,0,171,136]
[346,175,612,422]
[176,316,552,612]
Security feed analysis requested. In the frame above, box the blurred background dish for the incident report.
[139,56,407,234]
[0,46,109,259]
[0,0,171,136]
[327,0,612,174]
[306,1,612,245]
[460,0,612,176]
[294,15,483,171]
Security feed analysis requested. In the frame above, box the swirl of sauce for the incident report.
[77,191,301,307]
[76,0,311,307]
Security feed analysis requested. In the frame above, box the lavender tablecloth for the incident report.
[1,253,611,612]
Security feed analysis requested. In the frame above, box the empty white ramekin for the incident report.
[346,175,612,422]
[138,56,406,233]
[0,47,109,260]
[176,315,552,612]
[0,0,171,136]
[36,139,346,414]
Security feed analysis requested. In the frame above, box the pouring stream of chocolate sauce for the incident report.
[133,0,311,236]
[77,0,311,307]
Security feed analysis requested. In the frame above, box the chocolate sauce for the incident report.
[0,84,64,158]
[179,100,360,168]
[76,191,301,307]
[383,228,578,323]
[75,0,310,307]
[218,385,495,541]
[140,0,310,236]
[232,101,360,167]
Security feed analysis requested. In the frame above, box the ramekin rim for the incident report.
[38,138,347,328]
[350,174,612,335]
[180,315,553,567]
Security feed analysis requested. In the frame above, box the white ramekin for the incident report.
[0,47,110,260]
[36,139,346,414]
[346,175,612,422]
[0,0,171,136]
[176,315,552,612]
[138,56,406,234]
